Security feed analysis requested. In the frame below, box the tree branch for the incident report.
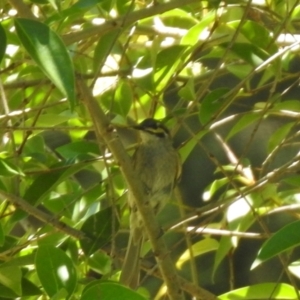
[63,0,200,45]
[0,190,87,240]
[77,79,188,300]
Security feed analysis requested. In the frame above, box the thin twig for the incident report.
[0,190,87,240]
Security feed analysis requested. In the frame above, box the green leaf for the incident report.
[228,43,269,66]
[14,18,75,109]
[219,283,299,299]
[23,160,93,206]
[56,140,100,159]
[253,220,300,269]
[226,112,261,140]
[114,79,133,117]
[0,158,25,177]
[80,207,119,255]
[35,245,77,298]
[283,175,300,187]
[179,130,208,162]
[199,88,230,125]
[88,251,112,275]
[160,9,198,29]
[24,114,73,127]
[81,282,147,300]
[0,22,6,65]
[0,265,22,296]
[267,122,295,153]
[22,278,42,297]
[176,238,219,268]
[178,78,195,100]
[272,100,300,112]
[67,0,101,13]
[93,29,120,73]
[154,45,187,91]
[181,13,215,45]
[232,20,276,53]
[213,236,232,278]
[226,64,252,79]
[203,178,229,201]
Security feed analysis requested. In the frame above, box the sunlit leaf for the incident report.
[272,100,300,112]
[253,220,300,269]
[154,45,187,91]
[114,79,133,117]
[176,238,219,268]
[0,265,22,296]
[0,158,25,177]
[219,283,298,299]
[35,245,77,298]
[15,18,75,108]
[181,13,215,45]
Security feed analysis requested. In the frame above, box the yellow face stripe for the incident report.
[145,127,167,135]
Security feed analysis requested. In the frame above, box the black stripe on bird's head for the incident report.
[133,118,170,138]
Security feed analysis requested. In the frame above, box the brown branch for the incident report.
[0,190,87,240]
[63,0,200,45]
[77,79,188,300]
[77,78,219,300]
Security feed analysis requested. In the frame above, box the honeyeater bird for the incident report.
[120,118,181,288]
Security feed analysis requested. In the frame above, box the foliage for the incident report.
[1,0,300,299]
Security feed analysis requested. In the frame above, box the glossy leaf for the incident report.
[181,13,215,45]
[272,100,300,112]
[154,45,187,91]
[232,20,276,53]
[0,158,24,177]
[229,43,268,66]
[35,245,77,298]
[176,238,219,268]
[253,220,300,269]
[15,18,75,108]
[203,178,229,201]
[219,283,299,299]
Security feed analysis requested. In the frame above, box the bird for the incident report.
[120,118,181,289]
